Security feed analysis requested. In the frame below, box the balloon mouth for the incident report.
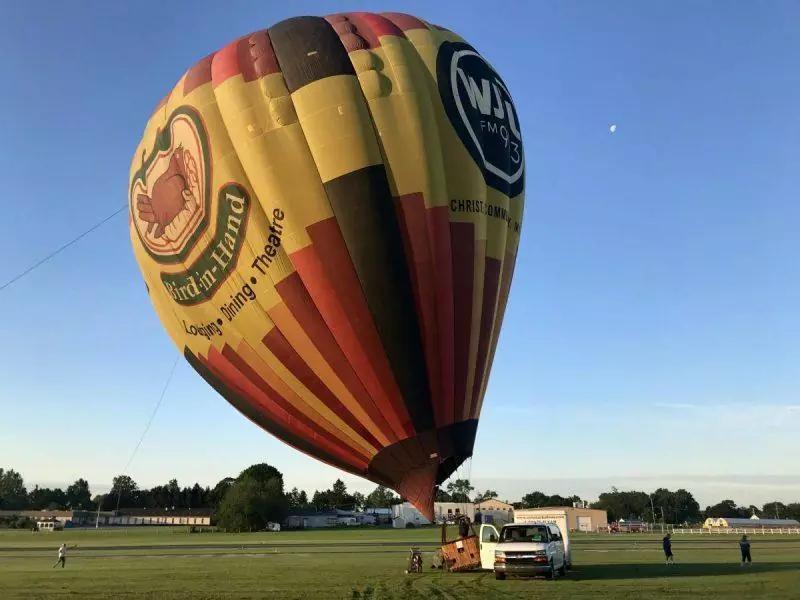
[366,420,478,520]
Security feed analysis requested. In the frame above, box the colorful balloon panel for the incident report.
[128,12,525,519]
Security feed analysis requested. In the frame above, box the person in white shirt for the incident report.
[53,543,76,569]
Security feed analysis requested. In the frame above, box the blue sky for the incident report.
[1,0,798,508]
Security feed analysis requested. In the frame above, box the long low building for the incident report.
[391,502,476,528]
[704,517,800,529]
[0,510,101,526]
[390,502,608,532]
[110,509,213,526]
[0,509,212,527]
[284,508,382,529]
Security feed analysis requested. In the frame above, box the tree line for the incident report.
[0,463,403,518]
[2,467,799,528]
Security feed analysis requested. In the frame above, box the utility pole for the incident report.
[95,494,103,529]
[649,494,656,530]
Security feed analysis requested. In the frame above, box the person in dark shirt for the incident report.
[739,535,752,566]
[458,517,470,539]
[662,533,674,565]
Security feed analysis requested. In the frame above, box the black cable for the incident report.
[0,204,127,294]
[114,355,181,513]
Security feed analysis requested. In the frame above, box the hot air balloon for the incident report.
[128,11,525,520]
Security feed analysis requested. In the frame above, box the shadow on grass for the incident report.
[563,562,800,581]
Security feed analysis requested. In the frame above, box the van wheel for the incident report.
[558,561,567,576]
[545,562,555,580]
[495,571,506,580]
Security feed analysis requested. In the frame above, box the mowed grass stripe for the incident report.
[1,529,799,599]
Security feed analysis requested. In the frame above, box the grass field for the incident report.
[1,527,798,599]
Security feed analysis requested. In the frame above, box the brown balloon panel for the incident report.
[128,11,525,519]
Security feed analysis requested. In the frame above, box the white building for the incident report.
[434,502,476,524]
[391,502,431,528]
[391,502,477,528]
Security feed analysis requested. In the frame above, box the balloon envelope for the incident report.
[128,11,525,519]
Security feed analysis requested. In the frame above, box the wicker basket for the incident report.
[440,523,481,572]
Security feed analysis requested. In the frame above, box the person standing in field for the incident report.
[739,535,752,566]
[52,543,76,569]
[662,533,674,565]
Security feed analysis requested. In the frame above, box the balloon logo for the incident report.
[128,12,526,519]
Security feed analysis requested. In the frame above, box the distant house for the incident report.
[475,499,515,526]
[36,518,63,532]
[475,499,514,513]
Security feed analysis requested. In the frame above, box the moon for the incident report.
[609,124,617,133]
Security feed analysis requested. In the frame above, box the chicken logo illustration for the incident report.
[136,146,197,240]
[129,106,211,264]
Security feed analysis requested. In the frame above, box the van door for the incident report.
[549,526,565,569]
[479,524,500,570]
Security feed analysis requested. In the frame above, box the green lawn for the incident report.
[1,528,798,599]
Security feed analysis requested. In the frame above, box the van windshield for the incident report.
[499,525,549,543]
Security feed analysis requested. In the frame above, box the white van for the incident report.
[478,520,569,580]
[511,509,573,569]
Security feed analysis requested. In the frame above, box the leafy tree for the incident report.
[186,484,206,508]
[705,500,748,519]
[216,475,288,531]
[237,464,284,488]
[518,491,586,509]
[671,488,701,524]
[351,492,366,511]
[66,479,92,509]
[474,490,499,503]
[762,502,788,519]
[785,503,800,522]
[331,479,350,506]
[311,489,332,509]
[288,487,310,508]
[28,486,67,510]
[445,479,474,503]
[165,479,181,508]
[144,484,171,509]
[0,469,28,509]
[435,488,452,502]
[106,475,139,509]
[92,494,106,511]
[591,489,650,522]
[520,491,550,508]
[745,505,761,518]
[209,478,235,508]
[311,479,358,510]
[365,486,398,508]
[646,488,699,524]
